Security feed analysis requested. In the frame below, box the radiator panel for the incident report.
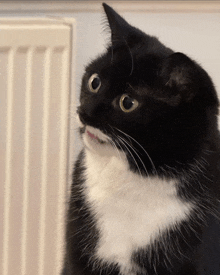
[0,20,72,275]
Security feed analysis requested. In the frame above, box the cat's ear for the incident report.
[161,52,201,103]
[102,3,144,47]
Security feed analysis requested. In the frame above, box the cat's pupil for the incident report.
[123,96,134,110]
[91,77,101,90]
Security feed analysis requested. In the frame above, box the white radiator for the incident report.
[0,19,73,275]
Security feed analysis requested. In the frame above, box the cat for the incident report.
[62,3,220,275]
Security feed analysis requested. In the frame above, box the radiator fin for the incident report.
[0,21,72,275]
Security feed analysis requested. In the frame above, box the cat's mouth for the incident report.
[86,130,106,144]
[83,125,110,145]
[77,114,111,146]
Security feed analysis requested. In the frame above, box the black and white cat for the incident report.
[63,3,220,275]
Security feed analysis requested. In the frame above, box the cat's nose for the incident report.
[77,106,89,125]
[77,108,85,124]
[76,106,81,115]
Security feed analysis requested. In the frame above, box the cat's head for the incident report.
[77,3,219,175]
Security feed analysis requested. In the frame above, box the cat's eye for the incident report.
[88,73,101,93]
[119,94,139,112]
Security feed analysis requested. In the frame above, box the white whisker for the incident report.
[112,126,157,173]
[117,138,143,177]
[109,139,123,163]
[118,136,149,177]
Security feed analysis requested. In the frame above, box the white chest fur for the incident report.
[83,148,192,274]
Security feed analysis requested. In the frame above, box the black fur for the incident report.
[63,3,220,274]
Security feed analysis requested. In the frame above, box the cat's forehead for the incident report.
[85,47,161,83]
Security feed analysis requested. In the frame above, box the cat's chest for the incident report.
[83,150,192,273]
